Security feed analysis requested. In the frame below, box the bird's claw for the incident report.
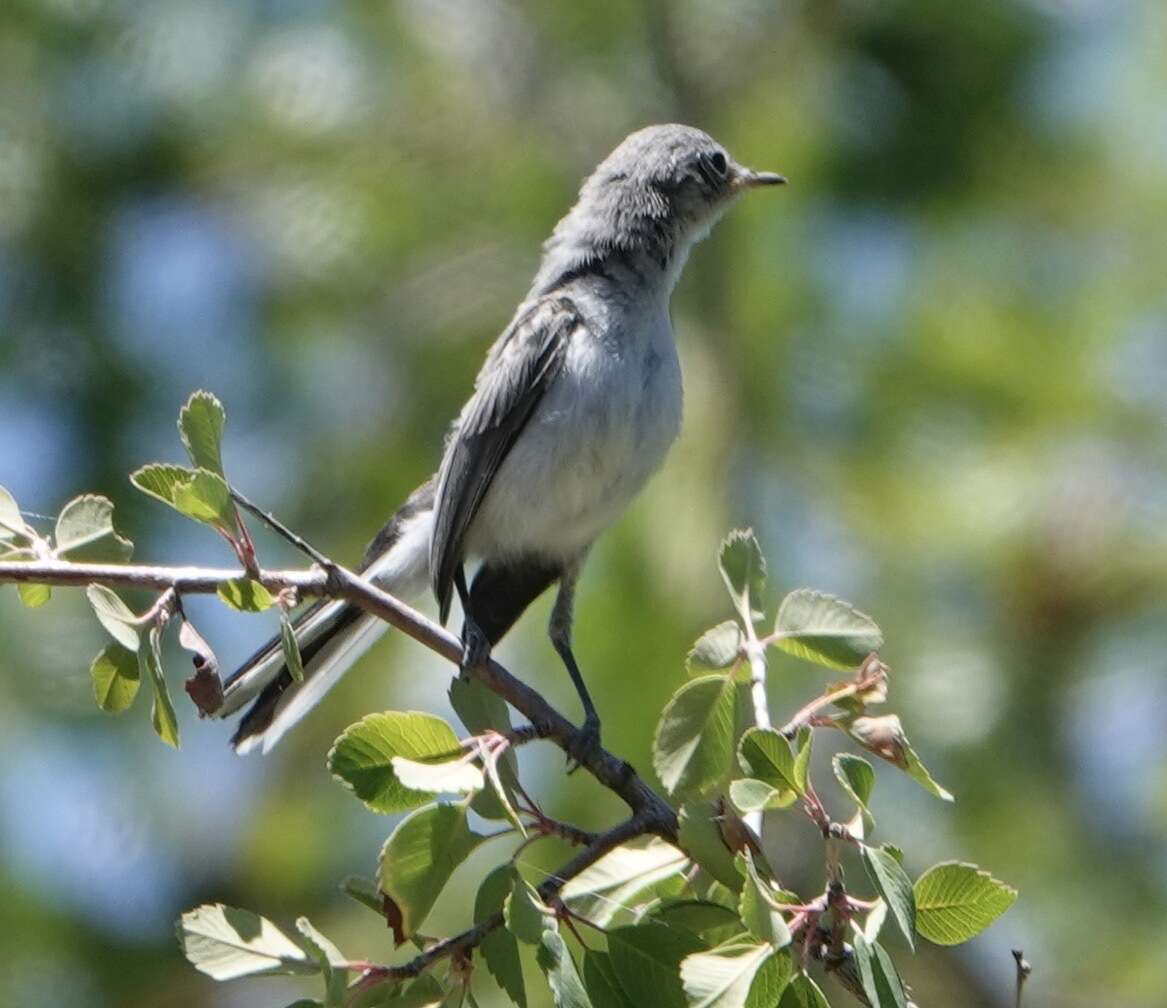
[460,620,491,673]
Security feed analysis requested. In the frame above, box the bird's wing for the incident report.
[430,295,580,622]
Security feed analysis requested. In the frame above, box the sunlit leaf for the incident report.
[913,862,1017,946]
[90,643,140,713]
[142,624,179,747]
[537,931,593,1008]
[179,904,316,980]
[688,621,744,673]
[681,943,774,1008]
[329,711,465,814]
[279,609,305,683]
[738,857,791,948]
[772,589,882,669]
[217,577,275,612]
[833,753,876,830]
[861,845,915,950]
[654,674,737,800]
[737,728,801,796]
[561,837,688,927]
[17,582,51,608]
[86,583,141,651]
[54,494,133,561]
[719,529,766,621]
[505,873,557,945]
[0,485,29,539]
[178,390,227,476]
[853,933,908,1008]
[377,802,484,940]
[728,778,795,815]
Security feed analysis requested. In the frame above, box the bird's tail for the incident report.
[218,480,435,754]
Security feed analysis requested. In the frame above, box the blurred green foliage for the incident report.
[1,1,1165,1006]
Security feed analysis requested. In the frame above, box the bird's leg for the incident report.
[455,567,491,672]
[549,566,601,767]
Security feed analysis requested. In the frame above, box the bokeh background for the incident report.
[1,0,1165,1005]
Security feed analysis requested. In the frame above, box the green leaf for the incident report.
[340,875,385,916]
[607,923,707,1008]
[130,463,198,507]
[729,778,796,815]
[475,866,526,1008]
[391,754,483,796]
[681,943,775,1008]
[738,858,791,948]
[178,390,227,476]
[329,711,466,814]
[792,727,812,794]
[54,494,133,561]
[853,934,908,1008]
[584,951,635,1008]
[537,931,593,1008]
[449,675,522,824]
[561,837,689,927]
[377,802,484,940]
[131,463,236,533]
[832,753,875,829]
[505,873,557,945]
[913,862,1018,946]
[643,902,743,947]
[688,621,744,673]
[17,582,51,608]
[217,577,275,612]
[142,624,179,747]
[772,589,883,669]
[90,643,141,713]
[178,904,317,980]
[295,917,348,1007]
[737,728,802,796]
[777,973,829,1008]
[719,529,766,622]
[654,674,737,801]
[861,845,915,950]
[280,609,305,682]
[862,899,888,943]
[678,801,741,891]
[744,949,792,1008]
[86,583,141,651]
[0,485,28,539]
[847,715,954,802]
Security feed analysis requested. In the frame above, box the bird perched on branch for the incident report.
[219,124,785,755]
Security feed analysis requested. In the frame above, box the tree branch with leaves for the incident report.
[0,392,1021,1008]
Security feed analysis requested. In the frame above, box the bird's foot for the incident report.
[460,619,491,673]
[566,714,602,774]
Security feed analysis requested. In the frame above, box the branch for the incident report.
[0,554,680,988]
[356,811,647,988]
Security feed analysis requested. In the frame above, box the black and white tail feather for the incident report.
[218,481,434,753]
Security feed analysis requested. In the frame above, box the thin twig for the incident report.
[230,487,332,566]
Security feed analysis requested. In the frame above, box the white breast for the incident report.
[468,303,682,563]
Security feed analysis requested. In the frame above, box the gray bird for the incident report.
[219,124,785,755]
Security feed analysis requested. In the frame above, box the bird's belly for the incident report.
[468,321,682,562]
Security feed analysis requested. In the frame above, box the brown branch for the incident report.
[0,554,679,987]
[355,811,647,989]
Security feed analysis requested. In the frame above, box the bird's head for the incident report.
[536,124,785,295]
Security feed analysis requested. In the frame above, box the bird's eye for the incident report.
[709,151,728,176]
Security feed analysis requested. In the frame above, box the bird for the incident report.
[217,123,785,755]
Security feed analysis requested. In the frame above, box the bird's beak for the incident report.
[736,167,788,189]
